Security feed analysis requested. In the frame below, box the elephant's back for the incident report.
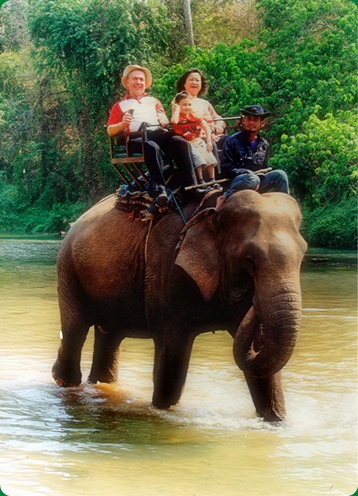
[58,194,149,310]
[65,194,148,244]
[76,194,118,223]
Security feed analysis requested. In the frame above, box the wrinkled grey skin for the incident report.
[53,190,307,421]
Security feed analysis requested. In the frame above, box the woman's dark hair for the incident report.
[174,91,190,104]
[176,68,208,97]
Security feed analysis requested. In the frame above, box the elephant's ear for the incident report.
[175,209,220,302]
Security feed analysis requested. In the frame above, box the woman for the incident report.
[176,68,226,143]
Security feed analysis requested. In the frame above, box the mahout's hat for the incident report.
[121,65,152,89]
[240,105,271,119]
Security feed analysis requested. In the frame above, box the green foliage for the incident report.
[0,0,29,52]
[154,41,267,115]
[0,179,19,231]
[0,51,30,96]
[161,0,261,50]
[191,0,261,47]
[257,0,358,136]
[19,201,87,233]
[0,0,356,249]
[155,0,357,251]
[272,110,357,205]
[26,0,173,196]
[302,197,357,249]
[27,0,172,114]
[0,175,87,232]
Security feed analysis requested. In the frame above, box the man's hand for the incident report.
[158,110,170,128]
[159,118,169,128]
[215,122,226,134]
[122,110,134,125]
[211,133,222,143]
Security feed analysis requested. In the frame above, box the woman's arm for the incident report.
[200,120,213,152]
[207,101,226,134]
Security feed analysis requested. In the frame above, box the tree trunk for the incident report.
[183,0,194,46]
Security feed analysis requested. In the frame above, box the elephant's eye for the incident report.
[244,256,256,272]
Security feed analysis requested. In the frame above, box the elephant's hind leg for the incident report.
[152,334,195,409]
[244,371,286,422]
[88,325,122,384]
[52,323,89,387]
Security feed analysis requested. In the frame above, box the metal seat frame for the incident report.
[110,123,151,190]
[109,117,242,191]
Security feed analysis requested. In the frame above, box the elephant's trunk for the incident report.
[233,282,302,378]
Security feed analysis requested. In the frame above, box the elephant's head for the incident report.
[175,190,307,378]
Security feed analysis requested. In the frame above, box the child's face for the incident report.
[178,97,192,115]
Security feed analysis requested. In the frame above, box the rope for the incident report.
[144,218,153,264]
[168,188,187,225]
[144,189,186,265]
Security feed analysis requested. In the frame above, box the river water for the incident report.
[0,237,356,496]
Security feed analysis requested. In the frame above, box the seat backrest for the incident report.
[109,128,148,189]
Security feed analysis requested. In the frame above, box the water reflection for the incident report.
[0,239,356,496]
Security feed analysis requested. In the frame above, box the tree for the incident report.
[27,0,172,198]
[0,0,10,11]
[0,0,29,52]
[272,110,357,205]
[160,0,261,53]
[256,0,358,135]
[156,0,357,208]
[192,0,261,47]
[184,0,194,45]
[0,0,356,245]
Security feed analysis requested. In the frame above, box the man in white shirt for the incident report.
[107,65,198,206]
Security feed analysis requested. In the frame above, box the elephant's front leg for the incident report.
[88,325,122,384]
[152,333,195,409]
[244,371,286,422]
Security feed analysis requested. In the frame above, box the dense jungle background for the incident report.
[0,0,356,248]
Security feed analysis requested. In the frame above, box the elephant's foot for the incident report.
[52,360,82,388]
[87,367,118,385]
[259,408,285,423]
[152,356,185,409]
[89,327,121,385]
[152,337,194,410]
[244,371,286,423]
[152,390,181,410]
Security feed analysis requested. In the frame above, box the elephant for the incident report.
[53,189,307,422]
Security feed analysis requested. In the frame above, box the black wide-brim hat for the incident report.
[240,105,271,119]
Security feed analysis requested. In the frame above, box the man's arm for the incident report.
[107,121,126,137]
[220,137,246,179]
[107,103,126,137]
[252,138,270,170]
[155,98,169,127]
[107,102,138,136]
[263,146,269,168]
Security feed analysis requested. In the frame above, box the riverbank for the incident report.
[303,248,357,268]
[0,234,356,269]
[0,196,356,250]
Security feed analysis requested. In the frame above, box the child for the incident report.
[171,91,221,189]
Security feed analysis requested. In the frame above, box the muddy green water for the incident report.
[0,239,356,496]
